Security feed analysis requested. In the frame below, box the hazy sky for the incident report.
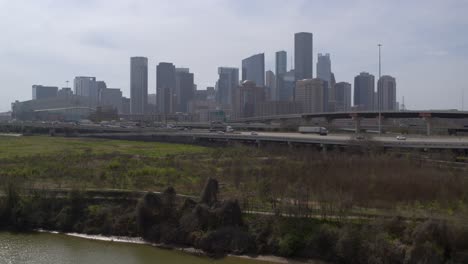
[1,0,467,112]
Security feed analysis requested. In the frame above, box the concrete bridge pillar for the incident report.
[425,117,432,136]
[420,113,433,136]
[352,117,362,134]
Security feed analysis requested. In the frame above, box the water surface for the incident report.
[0,232,274,264]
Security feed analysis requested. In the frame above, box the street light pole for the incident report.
[378,44,382,135]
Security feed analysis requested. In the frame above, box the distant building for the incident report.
[206,87,216,101]
[295,78,325,113]
[156,62,176,114]
[278,70,295,101]
[335,82,352,111]
[275,51,287,76]
[233,80,266,119]
[295,32,313,81]
[32,85,58,100]
[11,95,97,121]
[354,72,375,111]
[377,75,397,111]
[256,101,302,117]
[175,68,195,113]
[275,51,287,101]
[74,76,99,105]
[58,87,73,98]
[265,70,276,100]
[216,67,239,106]
[99,88,123,113]
[122,97,130,114]
[242,53,265,87]
[130,57,148,114]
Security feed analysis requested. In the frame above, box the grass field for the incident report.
[0,135,208,159]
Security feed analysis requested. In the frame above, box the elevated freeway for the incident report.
[82,131,468,151]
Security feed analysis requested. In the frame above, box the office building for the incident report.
[175,68,195,113]
[275,51,287,76]
[156,62,176,114]
[255,101,302,117]
[233,80,266,119]
[241,53,265,87]
[335,82,352,111]
[275,51,287,101]
[58,87,73,98]
[295,78,325,113]
[377,75,397,111]
[130,57,148,114]
[317,53,332,98]
[32,85,58,100]
[354,72,375,111]
[216,67,239,106]
[278,70,295,101]
[295,32,313,81]
[74,76,99,105]
[265,70,276,100]
[99,88,123,113]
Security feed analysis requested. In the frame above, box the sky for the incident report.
[1,0,468,112]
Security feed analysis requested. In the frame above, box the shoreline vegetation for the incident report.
[1,136,468,263]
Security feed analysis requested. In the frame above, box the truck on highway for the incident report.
[298,126,328,136]
[225,126,234,133]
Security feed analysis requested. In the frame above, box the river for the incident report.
[0,232,276,264]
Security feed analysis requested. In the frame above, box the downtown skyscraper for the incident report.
[242,53,265,87]
[156,62,176,114]
[216,67,239,106]
[354,72,375,111]
[275,51,287,101]
[130,57,148,114]
[294,32,313,81]
[377,75,397,111]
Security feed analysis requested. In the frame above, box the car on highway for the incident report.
[217,131,225,134]
[355,135,366,140]
[396,135,407,140]
[250,131,258,136]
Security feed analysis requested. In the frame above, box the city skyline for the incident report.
[1,0,468,112]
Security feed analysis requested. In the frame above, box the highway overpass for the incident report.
[81,131,468,151]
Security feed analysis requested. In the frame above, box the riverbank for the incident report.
[39,230,325,264]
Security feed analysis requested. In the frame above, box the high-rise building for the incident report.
[317,53,332,101]
[130,57,148,114]
[156,62,176,114]
[99,88,123,113]
[216,67,239,106]
[265,70,276,101]
[241,53,265,87]
[377,75,397,111]
[294,32,313,81]
[278,70,295,101]
[317,53,331,87]
[57,87,73,98]
[74,76,99,105]
[335,82,352,111]
[295,78,325,113]
[175,68,195,113]
[275,51,287,101]
[233,80,266,119]
[275,51,287,76]
[354,72,375,111]
[32,85,58,100]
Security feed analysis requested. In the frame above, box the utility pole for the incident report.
[378,44,382,135]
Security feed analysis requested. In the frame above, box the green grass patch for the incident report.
[0,136,208,158]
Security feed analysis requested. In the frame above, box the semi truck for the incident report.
[298,126,328,135]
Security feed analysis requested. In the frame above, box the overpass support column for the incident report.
[424,117,432,136]
[352,117,362,134]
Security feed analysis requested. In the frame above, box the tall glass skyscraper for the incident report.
[294,32,313,81]
[130,57,148,114]
[241,53,265,87]
[216,67,239,106]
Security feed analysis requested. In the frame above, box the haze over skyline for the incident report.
[1,0,467,112]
